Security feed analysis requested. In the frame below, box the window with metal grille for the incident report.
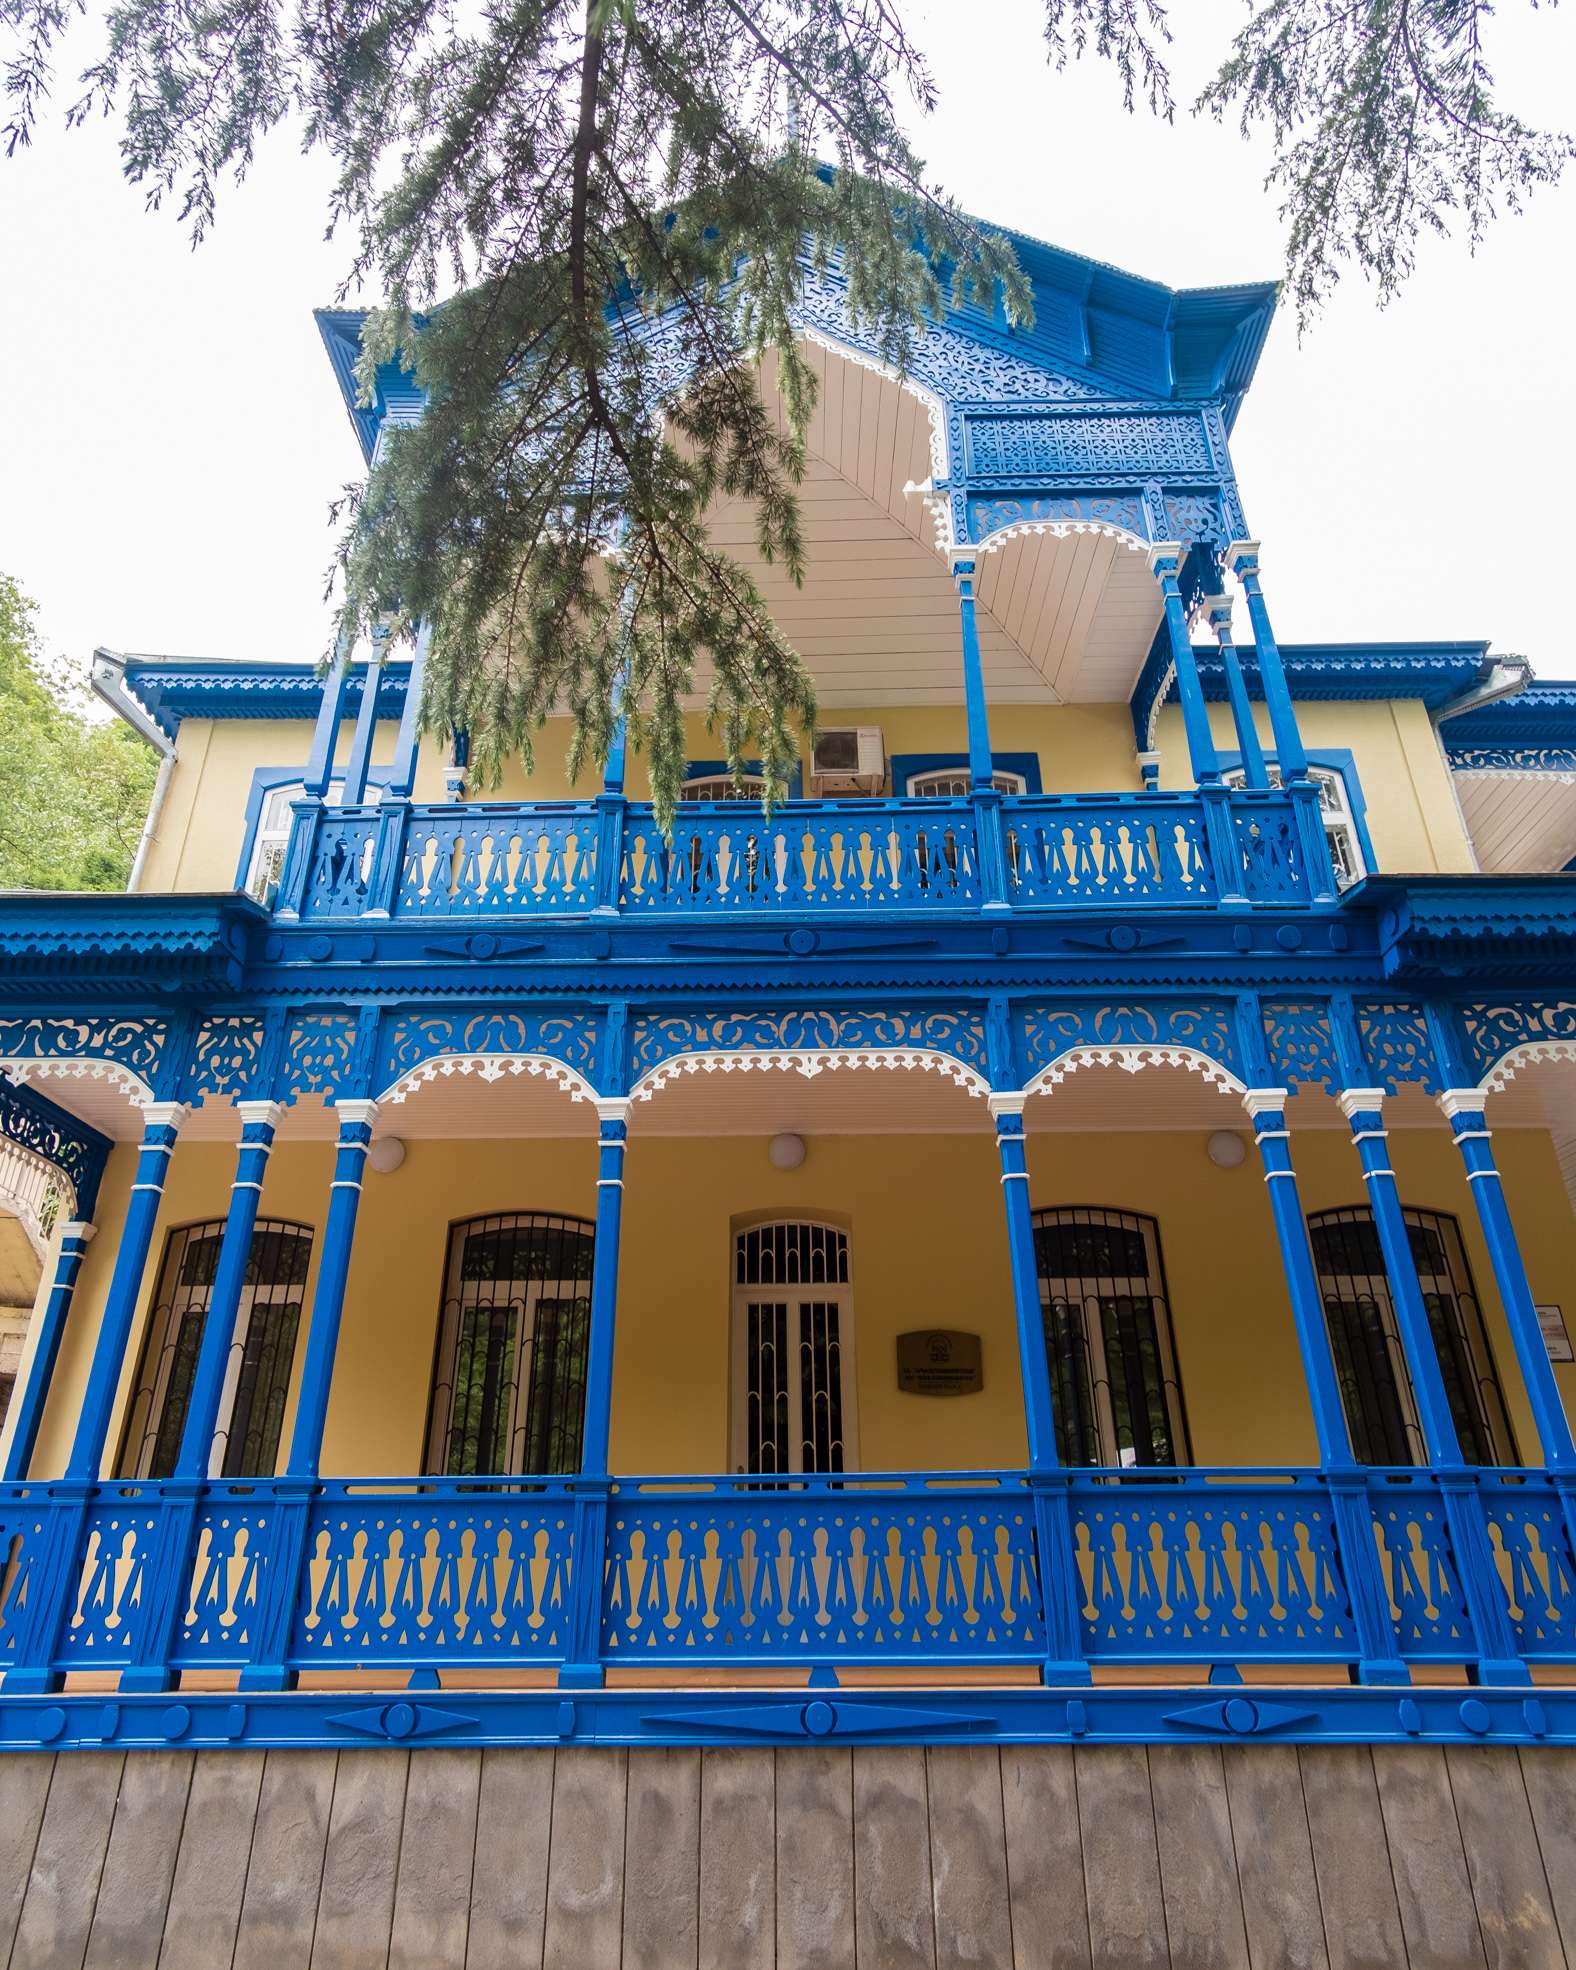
[425,1213,594,1477]
[905,769,1027,798]
[244,782,346,904]
[1306,1206,1515,1466]
[117,1219,313,1479]
[1223,764,1366,889]
[731,1221,854,1475]
[1032,1208,1189,1468]
[679,775,768,802]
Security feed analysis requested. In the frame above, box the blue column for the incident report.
[385,620,431,800]
[1227,541,1308,780]
[274,625,356,922]
[174,1102,281,1480]
[341,625,389,806]
[990,1093,1089,1684]
[66,1102,187,1481]
[284,1100,376,1478]
[593,675,629,916]
[561,1100,628,1688]
[1148,545,1220,786]
[1,1221,95,1481]
[1203,595,1269,788]
[1438,1089,1576,1470]
[952,552,1012,912]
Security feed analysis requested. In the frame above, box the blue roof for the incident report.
[123,657,409,741]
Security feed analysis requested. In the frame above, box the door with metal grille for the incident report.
[1307,1206,1514,1466]
[1031,1207,1188,1468]
[425,1213,594,1477]
[117,1218,313,1480]
[730,1221,855,1474]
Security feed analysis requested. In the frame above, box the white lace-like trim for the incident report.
[972,516,1150,558]
[1024,1044,1247,1098]
[0,1056,154,1103]
[631,1048,991,1102]
[378,1052,595,1106]
[1479,1038,1576,1094]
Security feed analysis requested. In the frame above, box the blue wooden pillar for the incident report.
[365,621,430,916]
[951,552,1011,912]
[1147,545,1219,787]
[6,1101,187,1693]
[1436,1088,1576,1471]
[385,620,431,799]
[562,1097,629,1687]
[593,671,630,917]
[1203,594,1269,788]
[240,1098,376,1692]
[1,1221,95,1481]
[989,1092,1089,1685]
[341,624,389,806]
[119,1100,284,1693]
[275,624,355,921]
[1242,1086,1408,1683]
[1336,1085,1526,1683]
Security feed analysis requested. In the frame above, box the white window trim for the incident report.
[680,774,769,803]
[244,780,347,903]
[905,768,1027,799]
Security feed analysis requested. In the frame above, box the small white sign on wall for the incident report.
[1537,1305,1574,1363]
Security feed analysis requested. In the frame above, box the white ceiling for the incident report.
[1455,770,1576,874]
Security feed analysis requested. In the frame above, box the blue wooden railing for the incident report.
[282,786,1320,922]
[3,1465,1572,1690]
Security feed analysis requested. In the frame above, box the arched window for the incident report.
[731,1221,854,1475]
[425,1213,594,1477]
[118,1219,314,1479]
[1032,1208,1188,1468]
[906,768,1027,799]
[244,782,345,903]
[1223,763,1366,889]
[679,774,768,803]
[1307,1206,1514,1466]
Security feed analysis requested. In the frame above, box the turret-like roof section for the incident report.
[317,223,1278,462]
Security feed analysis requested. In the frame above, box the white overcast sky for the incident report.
[2,0,1574,680]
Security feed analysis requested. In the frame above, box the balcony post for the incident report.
[341,622,389,806]
[386,619,431,799]
[1242,1087,1408,1684]
[118,1100,285,1693]
[562,1096,629,1687]
[593,669,629,917]
[364,620,431,917]
[1336,1086,1527,1683]
[1147,544,1219,787]
[1,1222,95,1482]
[275,623,354,922]
[5,1100,188,1694]
[1202,594,1269,788]
[240,1097,376,1691]
[950,552,1011,912]
[1435,1088,1576,1471]
[988,1091,1090,1685]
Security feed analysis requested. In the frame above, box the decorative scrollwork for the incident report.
[629,1007,990,1090]
[1162,492,1229,552]
[1261,1001,1340,1092]
[1460,1001,1576,1090]
[380,1010,599,1100]
[1021,1003,1241,1089]
[283,1014,359,1099]
[969,495,1147,550]
[0,1076,109,1219]
[191,1016,268,1099]
[966,409,1212,481]
[0,1016,163,1099]
[1446,746,1576,776]
[1356,1001,1437,1093]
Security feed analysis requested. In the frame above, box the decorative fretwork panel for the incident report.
[1019,1002,1241,1084]
[629,1007,991,1083]
[1004,802,1211,905]
[620,805,982,912]
[175,1499,276,1663]
[0,1498,46,1663]
[966,410,1212,480]
[1461,1001,1576,1086]
[1071,1478,1358,1660]
[1357,1001,1437,1092]
[1369,1486,1474,1657]
[1262,1002,1339,1092]
[0,1076,108,1219]
[56,1498,163,1667]
[381,1010,598,1095]
[190,1017,269,1099]
[1233,806,1310,904]
[1482,1480,1576,1656]
[302,811,381,916]
[602,1482,1045,1663]
[290,1488,575,1665]
[397,808,599,915]
[283,1014,359,1098]
[969,494,1147,542]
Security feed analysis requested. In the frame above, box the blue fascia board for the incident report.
[122,658,410,740]
[0,892,265,993]
[1189,642,1493,710]
[315,308,426,464]
[1357,872,1576,982]
[1442,681,1576,750]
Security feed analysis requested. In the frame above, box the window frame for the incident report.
[905,768,1028,799]
[1218,751,1375,890]
[235,767,389,903]
[890,752,1043,798]
[729,1219,858,1476]
[1031,1206,1191,1470]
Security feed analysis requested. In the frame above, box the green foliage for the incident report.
[0,574,157,891]
[2,0,1567,807]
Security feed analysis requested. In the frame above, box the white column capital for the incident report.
[333,1098,381,1128]
[593,1097,633,1125]
[1438,1088,1489,1121]
[138,1100,189,1131]
[1337,1088,1386,1120]
[1242,1087,1290,1119]
[1145,541,1184,577]
[235,1100,284,1130]
[1226,538,1261,569]
[59,1221,96,1243]
[987,1090,1028,1119]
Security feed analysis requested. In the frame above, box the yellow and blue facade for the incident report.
[4,225,1576,1759]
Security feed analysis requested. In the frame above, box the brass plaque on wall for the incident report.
[896,1330,983,1396]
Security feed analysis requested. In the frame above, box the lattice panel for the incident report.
[966,412,1212,480]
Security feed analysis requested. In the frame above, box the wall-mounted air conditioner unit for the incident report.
[809,727,886,795]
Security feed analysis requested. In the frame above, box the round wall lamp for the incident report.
[367,1136,407,1175]
[768,1132,807,1171]
[1206,1129,1247,1170]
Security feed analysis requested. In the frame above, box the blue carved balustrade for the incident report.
[5,1463,1573,1689]
[290,788,1315,922]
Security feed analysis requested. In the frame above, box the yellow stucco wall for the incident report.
[21,1111,1576,1483]
[138,690,1475,894]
